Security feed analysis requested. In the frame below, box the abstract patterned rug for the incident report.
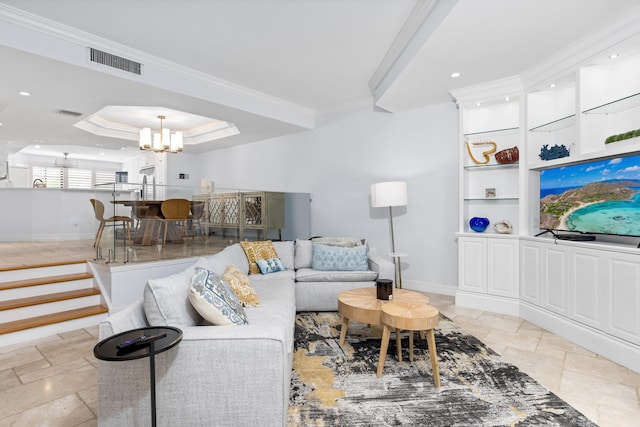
[288,312,597,426]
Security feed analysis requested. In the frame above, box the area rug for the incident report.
[288,312,596,426]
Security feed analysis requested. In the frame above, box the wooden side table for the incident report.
[337,287,429,346]
[94,326,183,427]
[376,301,441,387]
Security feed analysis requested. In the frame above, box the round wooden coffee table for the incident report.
[337,287,429,346]
[376,301,441,387]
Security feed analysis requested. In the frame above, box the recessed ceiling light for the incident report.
[549,83,556,88]
[505,97,510,101]
[0,123,3,126]
[100,152,105,156]
[35,145,40,148]
[476,102,481,107]
[18,91,30,96]
[450,72,461,78]
[609,53,619,60]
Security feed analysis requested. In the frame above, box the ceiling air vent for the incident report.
[56,109,83,117]
[89,48,142,75]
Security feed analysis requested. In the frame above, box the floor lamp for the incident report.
[370,181,408,288]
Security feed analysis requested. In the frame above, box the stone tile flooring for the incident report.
[1,294,640,426]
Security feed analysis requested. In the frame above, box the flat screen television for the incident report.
[539,153,640,238]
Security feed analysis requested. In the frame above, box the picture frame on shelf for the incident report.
[485,188,496,198]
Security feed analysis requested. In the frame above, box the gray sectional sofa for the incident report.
[97,239,394,427]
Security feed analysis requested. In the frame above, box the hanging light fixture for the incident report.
[139,115,183,153]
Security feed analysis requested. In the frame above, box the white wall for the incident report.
[197,102,460,292]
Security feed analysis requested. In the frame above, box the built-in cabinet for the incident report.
[521,238,640,347]
[458,236,519,299]
[451,16,640,373]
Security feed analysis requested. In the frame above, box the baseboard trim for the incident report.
[519,301,640,374]
[454,290,640,374]
[403,280,456,296]
[454,291,520,316]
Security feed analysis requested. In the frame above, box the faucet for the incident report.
[33,178,45,188]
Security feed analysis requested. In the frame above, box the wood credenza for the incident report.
[195,191,285,241]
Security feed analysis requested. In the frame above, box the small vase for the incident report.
[469,217,490,232]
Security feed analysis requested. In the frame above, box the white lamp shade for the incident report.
[370,181,408,207]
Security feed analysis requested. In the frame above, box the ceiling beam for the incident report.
[369,0,458,113]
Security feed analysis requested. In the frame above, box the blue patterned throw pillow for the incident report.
[255,257,286,274]
[311,243,368,271]
[188,267,248,326]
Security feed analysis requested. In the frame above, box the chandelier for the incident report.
[139,115,183,153]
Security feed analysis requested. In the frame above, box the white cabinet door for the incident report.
[543,245,569,315]
[568,246,603,328]
[605,251,640,346]
[488,239,519,297]
[458,237,487,293]
[520,240,543,305]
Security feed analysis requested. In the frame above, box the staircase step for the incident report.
[0,272,94,291]
[0,261,89,282]
[0,305,109,335]
[0,259,87,273]
[0,288,101,311]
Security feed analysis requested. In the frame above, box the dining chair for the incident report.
[189,201,206,241]
[157,198,191,246]
[89,198,133,248]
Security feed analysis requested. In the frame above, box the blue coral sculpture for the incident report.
[539,144,570,161]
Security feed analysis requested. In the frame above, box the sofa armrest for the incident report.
[367,247,395,281]
[99,299,148,339]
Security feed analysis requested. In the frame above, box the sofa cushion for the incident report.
[240,240,279,274]
[295,268,378,282]
[188,267,248,326]
[221,264,260,307]
[143,265,201,327]
[311,237,365,247]
[256,257,286,274]
[199,244,249,276]
[294,239,313,269]
[312,243,369,271]
[272,240,294,270]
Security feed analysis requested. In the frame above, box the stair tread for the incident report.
[0,305,108,335]
[0,259,88,273]
[0,272,94,291]
[0,288,101,311]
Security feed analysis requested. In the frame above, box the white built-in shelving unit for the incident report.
[451,9,640,373]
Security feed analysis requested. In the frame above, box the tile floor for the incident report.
[1,293,640,426]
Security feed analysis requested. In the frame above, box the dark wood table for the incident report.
[112,200,164,245]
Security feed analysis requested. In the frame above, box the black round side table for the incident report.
[94,326,183,427]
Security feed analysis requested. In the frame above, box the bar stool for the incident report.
[376,301,441,387]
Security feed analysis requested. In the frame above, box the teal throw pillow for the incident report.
[311,243,368,271]
[256,257,286,274]
[188,267,248,326]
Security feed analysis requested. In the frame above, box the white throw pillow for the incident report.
[188,267,248,326]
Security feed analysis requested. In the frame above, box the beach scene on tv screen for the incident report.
[540,155,640,237]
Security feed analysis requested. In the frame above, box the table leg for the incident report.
[395,328,402,362]
[339,317,350,346]
[425,329,441,387]
[376,325,391,378]
[409,331,414,362]
[149,341,157,427]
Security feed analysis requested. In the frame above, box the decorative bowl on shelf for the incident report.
[494,146,519,164]
[469,217,490,232]
[493,220,513,234]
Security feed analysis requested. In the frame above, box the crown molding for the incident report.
[520,5,640,91]
[0,3,315,129]
[449,76,524,106]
